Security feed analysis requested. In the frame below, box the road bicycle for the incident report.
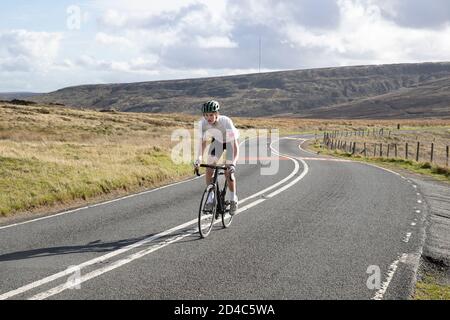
[195,164,234,238]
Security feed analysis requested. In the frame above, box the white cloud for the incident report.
[95,32,134,47]
[196,36,238,49]
[0,30,63,72]
[280,0,450,66]
[74,54,159,74]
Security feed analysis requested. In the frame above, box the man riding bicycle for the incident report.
[194,100,240,216]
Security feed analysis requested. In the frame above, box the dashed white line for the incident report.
[403,233,412,243]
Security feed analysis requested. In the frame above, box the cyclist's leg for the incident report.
[224,140,238,202]
[224,141,236,188]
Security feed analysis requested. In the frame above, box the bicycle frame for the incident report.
[196,164,229,214]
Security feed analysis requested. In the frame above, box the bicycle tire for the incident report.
[198,185,216,238]
[221,202,233,228]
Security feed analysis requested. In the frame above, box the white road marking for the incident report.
[411,222,417,226]
[268,140,309,197]
[372,254,407,300]
[298,139,321,157]
[417,200,423,204]
[240,157,300,205]
[1,137,310,300]
[298,157,353,162]
[403,233,412,243]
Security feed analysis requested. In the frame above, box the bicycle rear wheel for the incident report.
[198,185,216,238]
[222,201,233,228]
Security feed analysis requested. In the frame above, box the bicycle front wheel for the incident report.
[198,185,216,238]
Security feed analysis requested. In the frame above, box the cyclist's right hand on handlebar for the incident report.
[194,159,201,168]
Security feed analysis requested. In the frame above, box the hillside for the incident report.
[32,62,450,118]
[0,92,40,100]
[303,76,450,119]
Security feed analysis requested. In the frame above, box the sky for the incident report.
[1,0,450,92]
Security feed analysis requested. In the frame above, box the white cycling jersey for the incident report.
[197,115,240,143]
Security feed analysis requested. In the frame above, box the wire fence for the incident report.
[322,130,449,168]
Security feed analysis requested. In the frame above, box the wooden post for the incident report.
[430,143,434,163]
[380,143,383,157]
[416,142,420,162]
[374,144,377,157]
[364,143,367,157]
[447,146,449,167]
[394,144,398,158]
[387,144,390,158]
[406,143,409,159]
[352,142,356,155]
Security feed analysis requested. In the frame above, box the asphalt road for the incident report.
[0,136,427,300]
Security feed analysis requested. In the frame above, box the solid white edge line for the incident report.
[372,254,407,300]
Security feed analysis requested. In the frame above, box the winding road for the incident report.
[0,136,427,300]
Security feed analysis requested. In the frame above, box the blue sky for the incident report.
[1,0,450,92]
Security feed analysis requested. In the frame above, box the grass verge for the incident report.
[414,277,450,300]
[310,143,450,183]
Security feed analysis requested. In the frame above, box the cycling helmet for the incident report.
[202,100,220,113]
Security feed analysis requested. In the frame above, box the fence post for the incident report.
[430,143,434,163]
[416,142,420,162]
[406,143,409,159]
[447,146,449,167]
[387,144,390,158]
[379,143,383,157]
[394,144,398,158]
[364,142,367,157]
[374,144,377,157]
[352,142,356,155]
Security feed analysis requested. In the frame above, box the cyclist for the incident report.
[194,100,240,216]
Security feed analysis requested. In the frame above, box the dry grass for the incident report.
[0,104,197,216]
